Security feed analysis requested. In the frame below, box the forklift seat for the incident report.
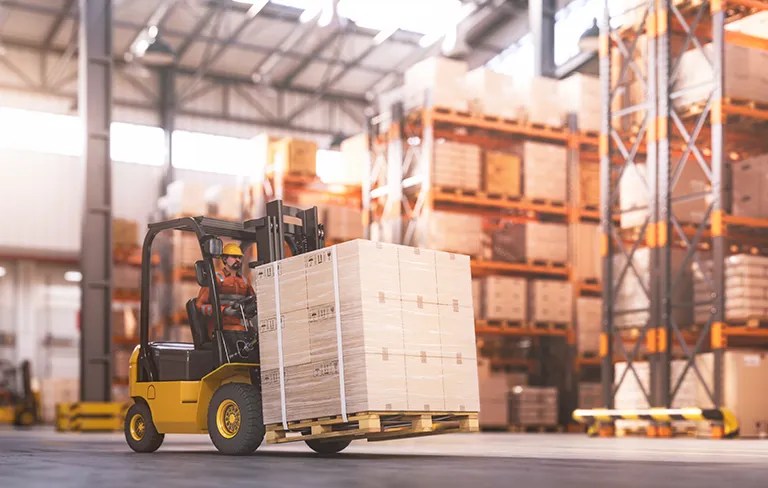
[186,298,213,350]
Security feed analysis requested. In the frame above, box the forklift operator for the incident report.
[196,242,258,358]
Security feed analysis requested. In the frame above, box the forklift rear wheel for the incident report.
[208,383,265,455]
[14,409,35,427]
[305,438,352,455]
[124,402,164,453]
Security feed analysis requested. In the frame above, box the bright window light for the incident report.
[112,122,165,166]
[64,271,82,283]
[0,107,165,165]
[171,130,254,176]
[0,107,81,156]
[0,266,6,278]
[316,149,343,183]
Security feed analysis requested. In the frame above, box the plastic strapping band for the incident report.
[272,262,288,430]
[330,246,348,422]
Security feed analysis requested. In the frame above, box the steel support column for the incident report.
[709,0,726,409]
[530,0,557,77]
[598,2,614,410]
[78,0,113,402]
[159,68,175,192]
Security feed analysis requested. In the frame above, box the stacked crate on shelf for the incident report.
[365,57,604,429]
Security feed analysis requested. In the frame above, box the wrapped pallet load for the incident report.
[253,239,480,426]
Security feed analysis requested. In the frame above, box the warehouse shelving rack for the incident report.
[599,0,768,437]
[363,101,603,426]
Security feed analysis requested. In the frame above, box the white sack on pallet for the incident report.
[253,239,480,426]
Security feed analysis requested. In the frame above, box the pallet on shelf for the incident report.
[265,410,479,444]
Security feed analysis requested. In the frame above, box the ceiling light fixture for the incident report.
[373,26,397,45]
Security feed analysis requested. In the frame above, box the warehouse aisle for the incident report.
[2,429,767,488]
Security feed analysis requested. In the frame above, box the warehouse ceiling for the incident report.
[0,0,530,107]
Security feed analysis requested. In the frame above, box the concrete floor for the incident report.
[2,428,768,488]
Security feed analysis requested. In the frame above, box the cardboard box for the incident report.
[559,73,601,132]
[693,254,768,323]
[578,382,603,409]
[492,222,568,263]
[484,150,521,196]
[576,297,601,355]
[509,386,559,426]
[572,223,601,282]
[165,181,207,216]
[517,77,565,127]
[472,278,483,319]
[697,350,768,437]
[464,68,517,118]
[523,142,568,201]
[269,138,317,176]
[112,219,139,248]
[404,56,468,111]
[170,232,204,268]
[254,239,478,424]
[477,358,528,428]
[113,265,140,290]
[578,162,600,209]
[322,205,364,241]
[425,211,484,256]
[433,140,482,191]
[529,280,573,324]
[482,276,527,321]
[732,154,768,219]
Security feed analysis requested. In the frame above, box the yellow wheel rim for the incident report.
[216,399,241,439]
[129,413,146,442]
[19,411,34,426]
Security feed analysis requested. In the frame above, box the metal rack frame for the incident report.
[600,0,768,436]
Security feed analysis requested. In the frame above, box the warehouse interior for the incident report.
[2,0,768,486]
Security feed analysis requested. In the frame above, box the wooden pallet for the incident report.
[507,424,563,434]
[266,411,479,444]
[531,321,569,332]
[728,317,768,329]
[113,288,140,301]
[529,259,568,269]
[477,319,526,330]
[529,198,567,208]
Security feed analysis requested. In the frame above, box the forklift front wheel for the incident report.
[305,438,352,455]
[124,402,165,453]
[207,383,265,455]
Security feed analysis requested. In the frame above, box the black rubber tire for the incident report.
[124,402,164,453]
[207,383,265,455]
[305,438,352,455]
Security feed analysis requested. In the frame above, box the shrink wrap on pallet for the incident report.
[693,254,768,323]
[254,239,480,425]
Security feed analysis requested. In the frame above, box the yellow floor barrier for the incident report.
[572,407,739,438]
[56,402,131,432]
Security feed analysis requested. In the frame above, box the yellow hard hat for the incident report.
[222,242,243,257]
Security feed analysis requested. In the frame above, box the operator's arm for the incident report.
[197,286,214,316]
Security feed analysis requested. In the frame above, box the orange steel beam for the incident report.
[432,190,569,216]
[475,325,568,338]
[471,259,570,277]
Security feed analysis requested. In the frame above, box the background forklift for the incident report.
[0,360,39,426]
[125,200,350,455]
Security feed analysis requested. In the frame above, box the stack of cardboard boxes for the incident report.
[432,140,482,191]
[576,297,601,356]
[254,239,480,424]
[509,386,559,427]
[477,276,527,322]
[268,137,317,176]
[404,57,469,112]
[732,154,768,218]
[693,254,768,324]
[425,211,485,257]
[112,218,139,249]
[523,142,568,202]
[529,280,573,324]
[491,222,569,264]
[578,382,603,409]
[572,222,601,283]
[204,185,241,220]
[477,358,528,428]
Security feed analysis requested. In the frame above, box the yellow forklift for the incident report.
[125,200,349,455]
[0,360,39,426]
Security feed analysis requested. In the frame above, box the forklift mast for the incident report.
[137,200,324,382]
